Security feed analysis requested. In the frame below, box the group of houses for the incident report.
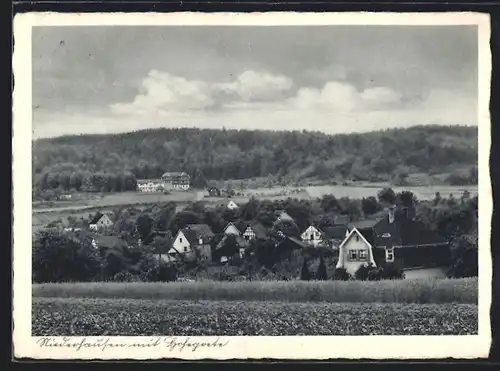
[137,172,191,193]
[78,203,452,279]
[164,207,450,278]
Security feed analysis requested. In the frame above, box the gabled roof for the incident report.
[137,179,163,185]
[215,234,250,251]
[180,224,215,245]
[162,172,189,178]
[275,222,301,239]
[223,222,241,234]
[338,227,373,250]
[302,224,324,234]
[89,212,105,225]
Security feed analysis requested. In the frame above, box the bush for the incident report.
[380,263,405,280]
[354,263,377,281]
[333,267,351,281]
[111,271,142,282]
[315,256,328,280]
[142,264,178,282]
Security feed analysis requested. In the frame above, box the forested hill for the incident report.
[33,125,478,188]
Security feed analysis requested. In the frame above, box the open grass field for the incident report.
[32,279,478,336]
[32,298,478,336]
[33,278,477,304]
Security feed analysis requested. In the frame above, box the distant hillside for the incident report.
[33,125,478,190]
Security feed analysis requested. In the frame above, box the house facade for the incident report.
[242,221,267,241]
[343,206,451,277]
[336,227,377,275]
[161,172,190,191]
[169,224,214,262]
[301,225,324,247]
[89,213,113,231]
[137,179,164,193]
[223,222,241,236]
[227,200,239,210]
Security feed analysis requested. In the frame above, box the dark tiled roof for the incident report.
[323,226,348,239]
[89,212,104,225]
[348,219,380,230]
[216,234,249,251]
[181,224,215,245]
[276,225,301,239]
[287,236,307,249]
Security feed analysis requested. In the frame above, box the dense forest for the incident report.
[33,125,478,192]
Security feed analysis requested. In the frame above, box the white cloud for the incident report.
[111,70,215,114]
[111,69,294,115]
[288,81,402,112]
[35,70,476,139]
[213,70,293,102]
[34,86,476,140]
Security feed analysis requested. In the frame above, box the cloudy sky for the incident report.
[32,25,478,139]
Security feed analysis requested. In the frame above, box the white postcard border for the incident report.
[13,11,492,360]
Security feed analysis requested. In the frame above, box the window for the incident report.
[184,246,188,252]
[355,235,360,242]
[310,234,314,241]
[349,250,358,260]
[385,248,394,262]
[179,238,183,243]
[359,250,367,260]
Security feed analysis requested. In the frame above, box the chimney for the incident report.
[388,205,396,224]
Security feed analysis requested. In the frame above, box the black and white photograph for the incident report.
[13,12,491,360]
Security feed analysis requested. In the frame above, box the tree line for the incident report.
[33,125,478,187]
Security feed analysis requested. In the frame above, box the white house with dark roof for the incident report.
[88,212,113,231]
[170,224,215,262]
[223,222,241,236]
[336,227,377,275]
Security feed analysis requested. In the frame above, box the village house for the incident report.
[301,224,324,247]
[337,206,451,278]
[169,223,215,262]
[275,235,307,261]
[214,233,250,264]
[273,219,301,239]
[161,172,191,191]
[207,187,221,197]
[223,222,241,236]
[88,212,113,231]
[240,221,268,241]
[226,200,239,210]
[336,227,378,274]
[137,179,164,193]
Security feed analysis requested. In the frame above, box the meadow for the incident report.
[32,298,478,336]
[33,278,477,304]
[32,278,478,336]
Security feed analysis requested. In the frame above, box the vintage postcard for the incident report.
[13,12,492,360]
